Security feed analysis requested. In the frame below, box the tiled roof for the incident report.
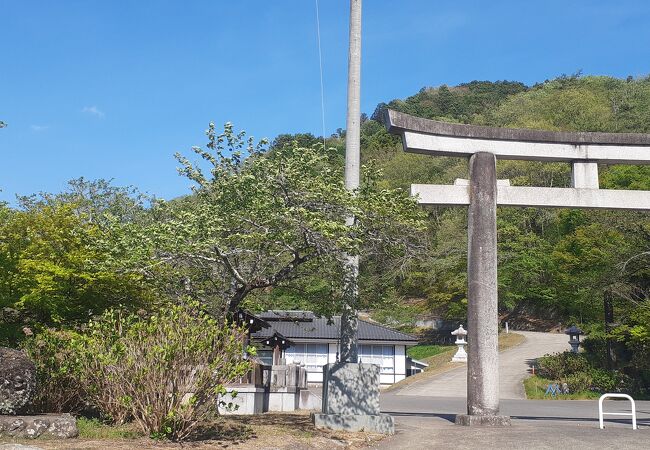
[257,310,315,321]
[251,311,418,344]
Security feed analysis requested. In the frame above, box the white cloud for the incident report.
[81,106,105,118]
[30,124,50,132]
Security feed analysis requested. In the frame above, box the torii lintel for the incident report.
[383,109,650,210]
[384,109,650,164]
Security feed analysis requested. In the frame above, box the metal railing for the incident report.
[598,393,637,430]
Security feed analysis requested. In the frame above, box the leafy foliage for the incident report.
[108,123,427,317]
[2,74,649,397]
[537,352,591,380]
[0,180,152,335]
[22,328,85,413]
[26,302,251,441]
[365,76,649,332]
[536,351,631,394]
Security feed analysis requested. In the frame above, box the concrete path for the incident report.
[376,395,650,449]
[395,331,568,399]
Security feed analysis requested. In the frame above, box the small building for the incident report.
[251,310,421,385]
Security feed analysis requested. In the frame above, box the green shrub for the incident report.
[589,368,631,393]
[72,302,252,441]
[563,372,592,392]
[537,351,590,379]
[25,301,253,441]
[534,351,635,394]
[22,328,85,413]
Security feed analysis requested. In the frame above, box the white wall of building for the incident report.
[282,340,412,385]
[328,343,337,363]
[394,345,406,383]
[307,371,324,383]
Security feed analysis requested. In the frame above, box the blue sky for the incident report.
[2,0,650,203]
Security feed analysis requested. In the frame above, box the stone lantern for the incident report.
[451,325,468,362]
[565,325,584,353]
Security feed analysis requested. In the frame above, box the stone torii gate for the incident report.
[384,109,650,426]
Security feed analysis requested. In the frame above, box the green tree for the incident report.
[111,123,427,317]
[0,180,152,333]
[270,132,321,150]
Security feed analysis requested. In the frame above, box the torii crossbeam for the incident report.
[384,109,650,426]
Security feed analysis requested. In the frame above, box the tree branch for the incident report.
[213,245,247,285]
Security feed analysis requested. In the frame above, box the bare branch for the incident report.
[213,245,247,286]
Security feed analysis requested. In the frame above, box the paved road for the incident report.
[377,333,649,449]
[376,395,650,449]
[395,331,568,399]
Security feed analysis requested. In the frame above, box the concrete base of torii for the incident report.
[455,414,511,426]
[457,152,511,426]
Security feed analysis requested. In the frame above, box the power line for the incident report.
[315,0,327,149]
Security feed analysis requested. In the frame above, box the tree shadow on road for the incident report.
[383,411,650,428]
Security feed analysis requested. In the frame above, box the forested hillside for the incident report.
[359,76,649,394]
[1,75,648,370]
[261,76,649,334]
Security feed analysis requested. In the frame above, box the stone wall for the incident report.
[0,348,36,415]
[220,363,321,414]
[0,414,78,439]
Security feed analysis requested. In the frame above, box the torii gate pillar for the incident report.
[456,152,510,425]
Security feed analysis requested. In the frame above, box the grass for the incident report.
[498,331,526,351]
[76,417,145,439]
[421,346,457,368]
[407,344,451,360]
[524,375,601,400]
[17,413,383,449]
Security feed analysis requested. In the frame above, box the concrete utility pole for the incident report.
[315,3,393,433]
[339,0,362,363]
